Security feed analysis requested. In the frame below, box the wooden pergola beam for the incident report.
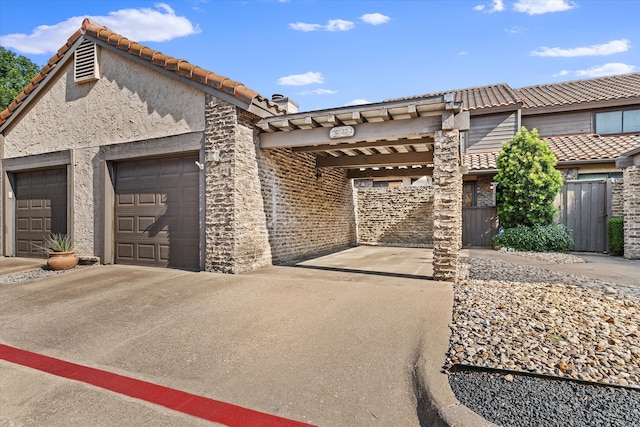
[292,137,433,153]
[316,151,433,169]
[260,116,440,149]
[347,167,434,178]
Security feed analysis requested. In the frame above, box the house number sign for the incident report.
[329,126,355,139]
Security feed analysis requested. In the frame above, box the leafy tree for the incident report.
[495,127,563,228]
[0,47,41,111]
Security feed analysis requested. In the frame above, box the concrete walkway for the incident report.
[0,247,485,426]
[464,249,640,286]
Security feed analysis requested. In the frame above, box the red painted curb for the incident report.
[0,343,314,427]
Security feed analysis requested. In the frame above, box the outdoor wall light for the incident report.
[207,149,220,162]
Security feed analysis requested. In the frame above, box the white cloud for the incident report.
[514,0,576,15]
[458,51,468,56]
[278,71,324,86]
[298,88,338,95]
[289,18,355,32]
[345,99,370,106]
[532,39,630,57]
[575,63,636,78]
[553,70,570,77]
[360,13,390,25]
[326,19,355,32]
[288,22,323,32]
[505,26,527,35]
[0,3,200,55]
[473,0,504,13]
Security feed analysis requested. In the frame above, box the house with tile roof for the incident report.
[0,18,469,279]
[366,73,640,252]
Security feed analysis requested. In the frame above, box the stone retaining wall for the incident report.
[357,186,434,247]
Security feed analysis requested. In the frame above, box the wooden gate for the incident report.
[554,180,607,252]
[463,207,498,247]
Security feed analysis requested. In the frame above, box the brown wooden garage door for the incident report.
[15,168,67,258]
[114,155,200,269]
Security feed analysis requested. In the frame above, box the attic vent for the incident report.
[74,39,99,83]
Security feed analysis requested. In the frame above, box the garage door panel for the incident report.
[114,155,199,269]
[117,217,135,233]
[15,168,67,258]
[138,193,157,205]
[117,193,135,205]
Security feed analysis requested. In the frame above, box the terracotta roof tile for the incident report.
[0,18,279,127]
[463,133,640,171]
[516,73,640,109]
[388,83,521,111]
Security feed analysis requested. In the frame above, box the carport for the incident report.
[257,94,469,281]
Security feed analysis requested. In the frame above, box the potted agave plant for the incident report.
[46,233,78,271]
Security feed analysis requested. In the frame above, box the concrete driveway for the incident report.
[0,247,470,426]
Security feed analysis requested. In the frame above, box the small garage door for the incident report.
[15,168,68,258]
[114,155,200,269]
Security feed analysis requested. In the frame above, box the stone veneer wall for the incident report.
[432,130,462,281]
[204,96,272,273]
[257,148,356,264]
[623,166,640,259]
[176,95,358,273]
[356,187,434,247]
[610,178,624,218]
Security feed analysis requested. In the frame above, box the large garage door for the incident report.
[15,168,67,258]
[114,155,200,269]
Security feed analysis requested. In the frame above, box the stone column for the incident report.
[203,95,272,273]
[623,166,640,259]
[204,95,237,273]
[432,129,462,281]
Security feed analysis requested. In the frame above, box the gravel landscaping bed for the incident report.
[0,265,92,285]
[448,252,640,426]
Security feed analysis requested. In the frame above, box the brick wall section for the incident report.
[257,148,356,263]
[623,166,640,259]
[356,187,434,247]
[610,178,624,218]
[433,130,462,281]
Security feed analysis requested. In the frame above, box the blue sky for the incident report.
[1,0,639,112]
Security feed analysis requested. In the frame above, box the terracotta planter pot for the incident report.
[47,251,79,271]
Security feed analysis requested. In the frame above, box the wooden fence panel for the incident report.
[554,180,607,252]
[462,207,498,247]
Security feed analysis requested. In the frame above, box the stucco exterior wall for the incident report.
[357,186,434,247]
[2,47,205,257]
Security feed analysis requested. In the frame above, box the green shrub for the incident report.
[608,217,624,256]
[491,224,574,252]
[494,128,563,228]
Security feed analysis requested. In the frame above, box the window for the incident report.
[578,172,623,180]
[595,109,640,134]
[462,182,476,207]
